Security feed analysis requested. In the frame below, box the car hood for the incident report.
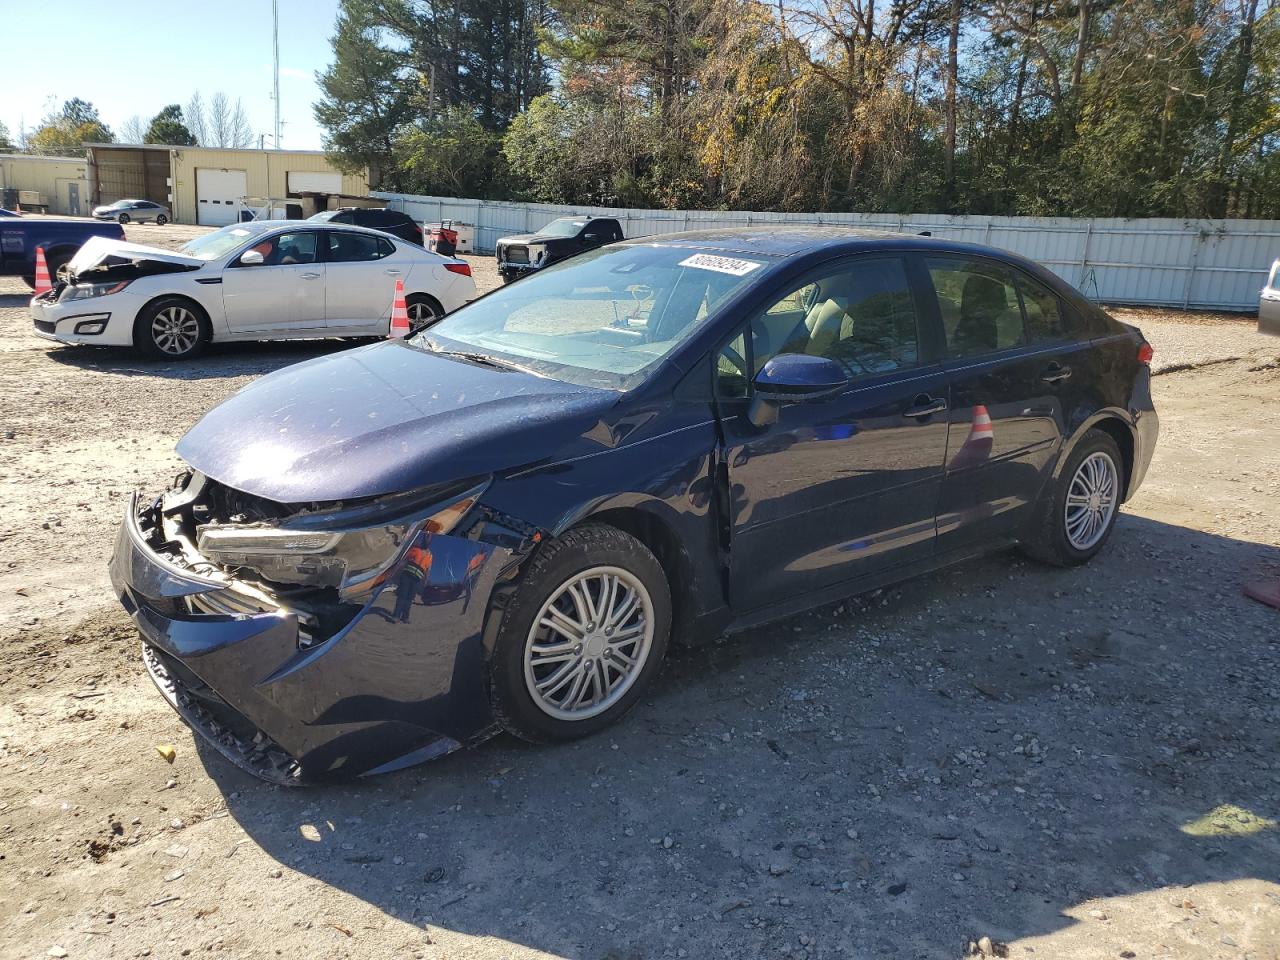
[496,233,546,246]
[68,236,205,279]
[176,341,620,503]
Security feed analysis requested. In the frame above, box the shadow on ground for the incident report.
[37,336,361,381]
[201,514,1280,958]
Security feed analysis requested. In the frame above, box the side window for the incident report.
[1018,275,1067,342]
[714,257,920,397]
[928,258,1024,357]
[328,231,388,263]
[376,236,396,258]
[248,231,318,266]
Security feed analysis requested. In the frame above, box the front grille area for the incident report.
[34,319,55,334]
[186,585,318,647]
[503,244,529,265]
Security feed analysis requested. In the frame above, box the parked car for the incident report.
[309,207,424,246]
[31,220,475,360]
[92,199,170,225]
[109,228,1158,783]
[1,216,125,287]
[1261,258,1280,337]
[495,215,624,283]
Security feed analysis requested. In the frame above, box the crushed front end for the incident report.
[110,471,534,783]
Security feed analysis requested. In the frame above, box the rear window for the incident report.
[1018,275,1067,342]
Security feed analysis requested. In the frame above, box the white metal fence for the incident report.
[374,191,1280,312]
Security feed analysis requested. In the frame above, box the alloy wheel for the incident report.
[407,300,440,334]
[523,565,654,721]
[1064,451,1118,551]
[151,306,201,356]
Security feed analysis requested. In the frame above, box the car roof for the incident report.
[626,225,1053,269]
[247,219,401,239]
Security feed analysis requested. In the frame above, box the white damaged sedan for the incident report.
[30,220,477,360]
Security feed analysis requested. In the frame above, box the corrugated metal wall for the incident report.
[374,192,1280,312]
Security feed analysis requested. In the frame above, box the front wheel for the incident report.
[133,297,210,360]
[1021,428,1124,566]
[118,212,131,224]
[155,214,168,226]
[489,525,671,743]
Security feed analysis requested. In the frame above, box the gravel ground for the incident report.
[1,223,1279,960]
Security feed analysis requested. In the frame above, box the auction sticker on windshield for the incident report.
[677,253,764,276]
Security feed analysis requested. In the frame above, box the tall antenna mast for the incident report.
[272,0,282,148]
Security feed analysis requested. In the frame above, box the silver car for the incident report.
[92,199,170,226]
[1262,258,1280,337]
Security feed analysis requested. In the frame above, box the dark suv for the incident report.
[309,207,424,245]
[496,215,624,283]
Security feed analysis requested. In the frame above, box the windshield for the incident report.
[533,218,587,239]
[416,244,772,388]
[109,200,132,208]
[180,224,264,261]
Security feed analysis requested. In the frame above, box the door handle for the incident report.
[300,272,321,280]
[903,395,948,418]
[384,268,403,276]
[1041,363,1072,383]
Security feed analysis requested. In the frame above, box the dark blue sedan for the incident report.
[110,228,1158,782]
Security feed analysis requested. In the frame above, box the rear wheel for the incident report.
[1021,428,1123,566]
[155,214,168,226]
[489,525,671,743]
[405,294,443,334]
[118,212,131,224]
[133,297,210,361]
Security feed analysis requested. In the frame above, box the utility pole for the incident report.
[272,0,282,149]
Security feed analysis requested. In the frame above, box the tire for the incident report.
[405,293,443,334]
[489,524,672,743]
[133,297,211,361]
[46,251,71,284]
[1021,428,1124,567]
[155,214,168,226]
[118,213,130,224]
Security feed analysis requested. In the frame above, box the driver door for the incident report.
[221,230,326,334]
[715,255,950,613]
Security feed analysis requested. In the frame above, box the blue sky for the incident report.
[2,0,341,150]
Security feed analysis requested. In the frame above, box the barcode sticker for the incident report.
[678,253,763,277]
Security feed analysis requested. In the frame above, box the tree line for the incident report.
[3,92,258,156]
[316,0,1279,219]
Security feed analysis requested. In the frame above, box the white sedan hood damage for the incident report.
[68,236,206,280]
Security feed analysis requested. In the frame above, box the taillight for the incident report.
[1137,341,1154,365]
[444,262,471,277]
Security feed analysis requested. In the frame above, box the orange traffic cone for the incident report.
[32,246,53,297]
[950,403,994,470]
[388,278,410,338]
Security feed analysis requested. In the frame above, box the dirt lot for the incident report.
[1,223,1278,960]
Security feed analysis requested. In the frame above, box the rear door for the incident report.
[717,254,949,612]
[322,229,402,331]
[924,255,1071,551]
[220,229,326,333]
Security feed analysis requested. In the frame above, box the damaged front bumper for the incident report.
[30,287,134,347]
[110,491,521,783]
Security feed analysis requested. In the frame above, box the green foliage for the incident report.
[317,0,1280,217]
[0,122,15,152]
[144,105,196,146]
[28,99,113,156]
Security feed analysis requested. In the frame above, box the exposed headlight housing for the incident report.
[196,483,484,601]
[61,280,129,301]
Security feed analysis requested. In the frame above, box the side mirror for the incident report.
[749,354,849,427]
[239,249,265,266]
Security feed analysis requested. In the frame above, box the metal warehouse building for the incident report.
[0,154,94,215]
[84,144,369,225]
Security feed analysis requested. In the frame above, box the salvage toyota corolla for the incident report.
[111,228,1158,782]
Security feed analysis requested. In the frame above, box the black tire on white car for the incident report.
[133,296,211,361]
[155,214,168,226]
[118,213,131,224]
[405,293,444,334]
